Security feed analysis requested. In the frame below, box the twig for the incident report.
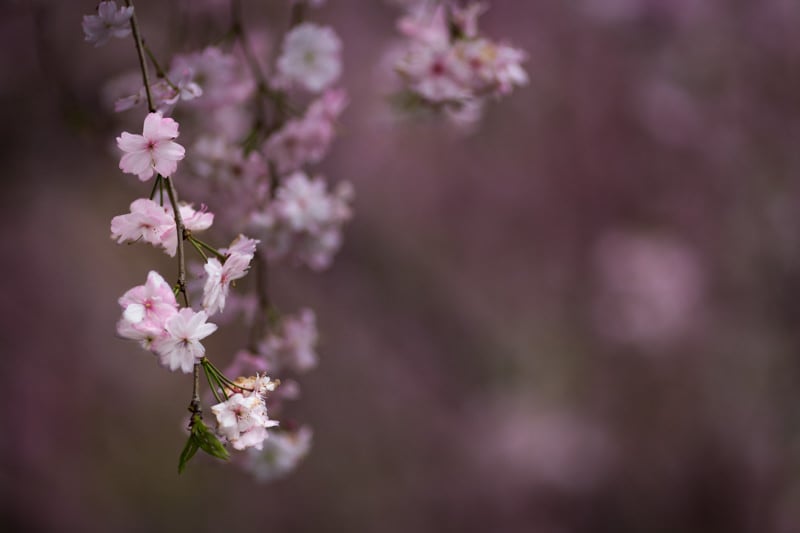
[163,177,189,307]
[124,0,154,113]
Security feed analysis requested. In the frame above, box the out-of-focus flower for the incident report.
[391,3,527,123]
[241,426,313,482]
[82,1,133,47]
[250,172,353,270]
[117,112,186,181]
[188,137,271,230]
[170,47,254,108]
[211,392,278,451]
[277,23,342,92]
[258,309,319,373]
[264,89,348,175]
[592,231,705,347]
[151,308,218,373]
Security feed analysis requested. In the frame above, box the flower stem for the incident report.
[124,0,155,113]
[148,174,162,201]
[163,176,189,307]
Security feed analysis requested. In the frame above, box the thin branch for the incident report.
[191,364,202,415]
[163,177,189,307]
[124,0,155,113]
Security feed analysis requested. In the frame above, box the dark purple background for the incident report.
[2,1,800,531]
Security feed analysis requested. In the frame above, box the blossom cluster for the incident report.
[87,0,524,479]
[392,2,528,123]
[117,271,217,373]
[87,0,357,479]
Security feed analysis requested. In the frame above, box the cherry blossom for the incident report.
[211,392,278,451]
[202,252,254,316]
[242,426,313,482]
[151,308,218,373]
[392,3,527,123]
[110,199,213,257]
[117,112,186,181]
[160,203,215,257]
[276,23,342,92]
[258,309,319,373]
[117,271,179,348]
[264,89,348,175]
[82,1,133,47]
[251,173,353,270]
[110,198,174,247]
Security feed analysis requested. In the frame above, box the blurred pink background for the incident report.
[3,1,800,531]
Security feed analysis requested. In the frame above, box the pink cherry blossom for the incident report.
[110,199,214,257]
[82,1,133,47]
[258,309,319,373]
[117,112,186,181]
[117,271,179,347]
[202,251,254,316]
[264,89,347,175]
[110,198,174,247]
[242,426,312,482]
[220,234,260,257]
[276,23,342,93]
[151,308,218,373]
[159,203,215,257]
[251,173,353,270]
[211,392,278,451]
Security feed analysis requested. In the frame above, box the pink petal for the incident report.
[153,140,185,161]
[153,158,178,178]
[143,112,179,140]
[120,151,153,180]
[117,132,148,152]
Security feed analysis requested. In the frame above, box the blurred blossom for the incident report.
[389,2,527,127]
[637,79,703,147]
[472,401,616,491]
[171,47,255,109]
[276,23,342,93]
[240,426,313,482]
[257,308,319,374]
[591,232,706,347]
[82,1,133,47]
[250,172,354,270]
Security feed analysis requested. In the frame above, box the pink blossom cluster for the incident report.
[392,2,527,120]
[257,309,320,374]
[82,1,133,47]
[251,171,354,270]
[275,23,342,93]
[117,271,217,373]
[202,235,258,316]
[265,89,348,175]
[90,0,354,478]
[111,198,214,257]
[91,0,524,478]
[243,425,313,482]
[211,375,279,451]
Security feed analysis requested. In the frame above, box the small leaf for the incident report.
[193,420,230,461]
[177,434,200,474]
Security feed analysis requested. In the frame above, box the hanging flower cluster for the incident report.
[85,0,524,479]
[391,1,528,124]
[85,0,347,479]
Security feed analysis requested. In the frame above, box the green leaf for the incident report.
[177,434,200,474]
[177,416,230,474]
[192,419,230,461]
